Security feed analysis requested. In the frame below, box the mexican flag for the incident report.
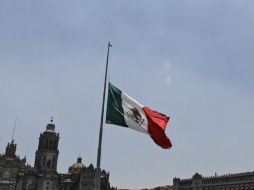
[106,83,172,149]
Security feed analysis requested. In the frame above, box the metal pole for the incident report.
[11,118,17,142]
[94,42,112,190]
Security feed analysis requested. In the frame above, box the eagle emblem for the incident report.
[127,107,144,125]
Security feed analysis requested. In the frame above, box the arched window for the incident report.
[52,157,55,169]
[43,156,46,166]
[46,140,49,149]
[49,140,53,150]
[47,159,51,168]
[54,140,57,150]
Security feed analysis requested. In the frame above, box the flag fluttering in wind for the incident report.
[106,83,172,149]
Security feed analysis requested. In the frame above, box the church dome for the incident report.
[69,157,85,173]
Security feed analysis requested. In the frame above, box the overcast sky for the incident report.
[0,0,254,189]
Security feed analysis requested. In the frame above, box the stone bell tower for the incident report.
[34,118,60,190]
[34,118,60,172]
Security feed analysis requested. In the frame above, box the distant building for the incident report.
[0,121,112,190]
[173,172,254,190]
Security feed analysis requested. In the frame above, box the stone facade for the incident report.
[0,141,27,190]
[173,172,254,190]
[0,121,112,190]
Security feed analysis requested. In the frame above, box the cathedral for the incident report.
[0,120,112,190]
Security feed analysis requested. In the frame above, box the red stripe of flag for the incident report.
[143,106,172,149]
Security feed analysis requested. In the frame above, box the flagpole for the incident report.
[94,42,112,190]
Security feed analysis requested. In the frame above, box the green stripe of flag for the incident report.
[106,83,128,127]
